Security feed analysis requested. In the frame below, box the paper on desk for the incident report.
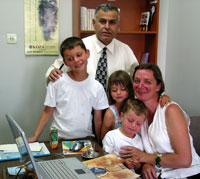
[83,153,140,179]
[0,143,50,162]
[0,142,42,152]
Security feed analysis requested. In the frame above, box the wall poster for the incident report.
[24,0,59,55]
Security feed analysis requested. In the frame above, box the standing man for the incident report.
[46,4,138,86]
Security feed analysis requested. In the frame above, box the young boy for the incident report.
[28,37,109,143]
[102,99,147,170]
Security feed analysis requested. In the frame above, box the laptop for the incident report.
[6,114,98,179]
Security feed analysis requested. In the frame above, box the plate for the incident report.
[81,151,100,159]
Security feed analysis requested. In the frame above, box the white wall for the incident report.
[164,0,200,115]
[0,0,72,144]
[157,0,169,81]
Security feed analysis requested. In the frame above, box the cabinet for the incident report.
[72,0,160,64]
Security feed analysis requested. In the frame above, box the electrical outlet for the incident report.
[7,34,17,44]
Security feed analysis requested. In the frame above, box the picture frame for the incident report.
[140,12,150,31]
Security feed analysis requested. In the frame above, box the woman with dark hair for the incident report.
[120,64,200,179]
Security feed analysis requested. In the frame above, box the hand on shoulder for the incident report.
[48,68,63,83]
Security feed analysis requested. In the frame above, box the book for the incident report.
[140,12,150,31]
[83,153,140,179]
[62,140,91,155]
[140,52,150,64]
[80,6,95,31]
[0,142,50,162]
[80,6,88,30]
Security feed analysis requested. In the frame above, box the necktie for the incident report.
[95,47,107,90]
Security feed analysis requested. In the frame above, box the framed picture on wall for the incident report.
[24,0,59,55]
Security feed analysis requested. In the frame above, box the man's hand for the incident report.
[48,68,63,82]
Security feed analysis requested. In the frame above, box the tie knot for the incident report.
[102,47,107,55]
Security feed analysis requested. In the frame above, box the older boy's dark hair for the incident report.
[122,99,148,118]
[106,70,134,105]
[95,4,120,21]
[60,37,87,59]
[132,63,165,96]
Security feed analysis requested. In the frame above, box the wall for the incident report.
[0,0,72,144]
[157,0,169,81]
[1,0,200,144]
[164,0,200,115]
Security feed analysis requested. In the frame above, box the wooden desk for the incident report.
[0,138,105,179]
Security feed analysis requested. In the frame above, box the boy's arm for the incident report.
[93,109,103,144]
[159,94,171,107]
[27,106,54,143]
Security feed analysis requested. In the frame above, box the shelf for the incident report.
[72,0,160,64]
[80,30,157,35]
[118,31,158,35]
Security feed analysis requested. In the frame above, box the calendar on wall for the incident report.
[24,0,59,55]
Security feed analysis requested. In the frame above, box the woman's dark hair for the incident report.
[132,63,165,96]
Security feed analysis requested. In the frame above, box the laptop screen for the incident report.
[6,114,40,178]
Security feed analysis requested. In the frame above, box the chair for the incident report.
[189,116,200,156]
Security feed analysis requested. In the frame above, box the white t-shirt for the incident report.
[45,34,138,80]
[45,73,109,139]
[102,128,143,158]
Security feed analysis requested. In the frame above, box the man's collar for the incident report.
[94,35,114,54]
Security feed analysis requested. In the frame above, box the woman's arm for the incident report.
[161,103,192,168]
[27,106,54,142]
[100,109,115,140]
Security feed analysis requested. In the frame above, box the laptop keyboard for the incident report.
[38,159,78,179]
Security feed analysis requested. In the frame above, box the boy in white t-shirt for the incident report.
[102,99,147,170]
[28,37,109,143]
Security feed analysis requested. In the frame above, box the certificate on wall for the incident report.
[24,0,59,55]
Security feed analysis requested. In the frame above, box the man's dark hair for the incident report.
[95,4,120,21]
